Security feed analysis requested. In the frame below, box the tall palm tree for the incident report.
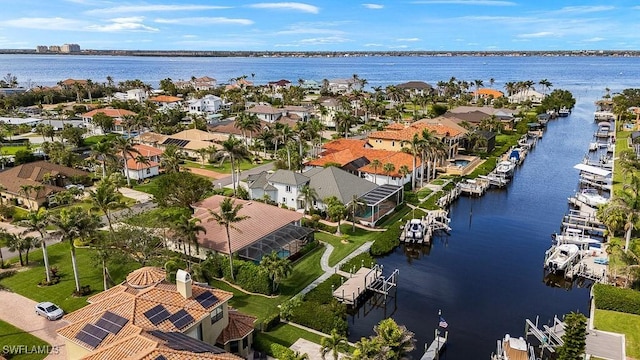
[473,79,483,102]
[403,134,423,191]
[113,136,141,187]
[398,165,410,183]
[298,184,319,216]
[320,329,349,360]
[215,136,249,196]
[89,180,123,233]
[208,198,249,281]
[50,207,102,293]
[172,215,206,270]
[383,163,395,184]
[606,176,640,251]
[19,209,52,282]
[370,159,381,184]
[348,194,366,233]
[351,336,384,360]
[161,144,185,173]
[196,148,209,167]
[6,233,26,266]
[90,139,117,178]
[259,251,293,292]
[373,318,416,360]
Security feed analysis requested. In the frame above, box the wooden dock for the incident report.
[420,330,447,360]
[333,265,398,306]
[561,210,606,235]
[457,178,489,196]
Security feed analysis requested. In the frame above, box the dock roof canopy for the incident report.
[574,163,611,177]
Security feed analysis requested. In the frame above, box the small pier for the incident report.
[457,178,489,196]
[420,329,448,360]
[333,265,398,307]
[478,173,510,188]
[561,209,606,235]
[399,210,451,245]
[436,186,461,208]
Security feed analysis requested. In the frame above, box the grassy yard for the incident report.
[83,134,119,146]
[594,309,640,359]
[132,174,166,197]
[0,242,140,313]
[315,230,374,267]
[1,145,30,155]
[613,130,630,194]
[0,320,50,360]
[255,323,324,348]
[210,244,325,322]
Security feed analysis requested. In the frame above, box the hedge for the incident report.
[236,262,272,295]
[370,225,401,256]
[253,336,296,359]
[594,283,640,315]
[289,275,348,335]
[340,253,376,273]
[303,274,344,304]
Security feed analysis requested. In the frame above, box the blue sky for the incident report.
[0,0,639,51]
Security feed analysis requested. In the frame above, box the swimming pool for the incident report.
[453,159,470,167]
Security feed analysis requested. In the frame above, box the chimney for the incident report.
[176,269,192,299]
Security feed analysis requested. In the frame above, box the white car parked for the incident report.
[35,302,64,321]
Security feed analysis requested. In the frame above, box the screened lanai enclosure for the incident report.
[356,184,404,227]
[235,224,315,262]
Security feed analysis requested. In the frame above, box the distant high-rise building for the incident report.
[35,46,48,53]
[60,43,81,53]
[49,45,61,52]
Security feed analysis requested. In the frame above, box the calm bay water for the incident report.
[3,55,640,358]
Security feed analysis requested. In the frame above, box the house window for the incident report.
[230,341,239,353]
[285,185,291,192]
[312,200,317,206]
[282,197,286,203]
[392,141,395,147]
[210,306,223,324]
[242,337,249,349]
[146,168,151,174]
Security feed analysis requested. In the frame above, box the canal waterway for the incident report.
[348,99,601,358]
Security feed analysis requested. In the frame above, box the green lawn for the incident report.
[0,242,140,313]
[132,174,166,197]
[315,230,372,267]
[210,244,325,322]
[255,323,324,347]
[613,130,630,194]
[594,309,640,359]
[1,145,30,155]
[83,134,119,146]
[0,320,50,360]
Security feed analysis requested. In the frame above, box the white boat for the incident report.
[558,107,570,117]
[588,142,598,151]
[495,161,515,178]
[553,228,600,250]
[491,334,535,360]
[574,188,608,208]
[402,219,425,243]
[544,244,580,273]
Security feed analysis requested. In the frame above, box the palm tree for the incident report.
[607,176,640,251]
[90,139,117,178]
[320,329,349,360]
[172,215,206,270]
[19,209,52,282]
[89,180,123,233]
[383,163,395,184]
[539,79,553,96]
[196,148,209,167]
[215,136,249,196]
[298,184,319,216]
[113,136,141,187]
[347,194,366,233]
[161,144,185,173]
[403,134,422,191]
[373,318,416,360]
[473,79,483,102]
[50,207,102,293]
[208,198,249,281]
[351,336,384,360]
[370,159,381,184]
[398,165,410,183]
[6,233,26,266]
[259,251,293,292]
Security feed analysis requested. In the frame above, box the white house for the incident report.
[283,105,312,122]
[149,95,183,111]
[246,104,285,123]
[328,79,362,94]
[508,90,545,104]
[315,97,345,128]
[126,158,160,181]
[187,94,225,114]
[111,89,147,102]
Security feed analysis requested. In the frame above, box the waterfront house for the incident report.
[446,106,518,131]
[193,195,313,261]
[327,78,362,94]
[58,78,87,91]
[124,144,163,181]
[135,129,224,160]
[176,76,217,91]
[187,94,227,115]
[508,89,545,104]
[57,266,253,359]
[81,108,137,135]
[396,81,434,98]
[245,104,285,123]
[301,79,321,93]
[267,79,291,93]
[472,88,504,101]
[315,96,346,128]
[149,95,183,111]
[112,88,147,103]
[0,161,90,210]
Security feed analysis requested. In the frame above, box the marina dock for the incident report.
[561,209,606,235]
[420,330,448,360]
[332,265,398,306]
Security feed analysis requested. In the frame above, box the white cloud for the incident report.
[248,2,319,14]
[552,6,614,14]
[411,0,516,6]
[583,37,605,42]
[155,17,253,25]
[87,17,159,32]
[517,31,554,38]
[397,37,421,42]
[362,3,384,9]
[364,43,384,47]
[86,4,230,15]
[298,36,350,44]
[182,35,198,38]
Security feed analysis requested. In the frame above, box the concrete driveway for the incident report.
[0,291,68,359]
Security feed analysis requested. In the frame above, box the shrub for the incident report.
[340,253,376,273]
[404,192,419,205]
[0,270,17,280]
[290,300,347,335]
[253,337,295,359]
[370,225,401,256]
[304,274,343,304]
[73,285,92,297]
[236,262,272,295]
[594,283,640,315]
[260,311,281,331]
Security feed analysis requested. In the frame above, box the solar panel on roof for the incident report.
[161,138,190,147]
[144,305,171,325]
[149,330,226,354]
[76,323,109,348]
[95,311,129,334]
[168,309,194,329]
[194,291,218,308]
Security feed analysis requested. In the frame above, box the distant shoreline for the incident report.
[1,49,640,58]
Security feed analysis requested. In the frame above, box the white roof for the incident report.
[574,163,611,177]
[0,117,41,125]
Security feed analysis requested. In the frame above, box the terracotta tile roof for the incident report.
[126,267,166,288]
[82,108,137,118]
[368,121,465,141]
[358,151,418,177]
[149,95,182,103]
[474,88,504,98]
[305,149,363,167]
[193,195,303,254]
[126,158,160,170]
[134,144,164,157]
[385,123,405,130]
[60,78,87,86]
[321,138,368,154]
[217,310,256,344]
[0,161,89,201]
[136,132,168,145]
[306,145,419,177]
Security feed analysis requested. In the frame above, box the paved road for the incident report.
[0,290,68,360]
[0,222,60,262]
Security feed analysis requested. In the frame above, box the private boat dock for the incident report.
[420,329,448,360]
[332,264,399,307]
[561,209,606,235]
[399,210,452,244]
